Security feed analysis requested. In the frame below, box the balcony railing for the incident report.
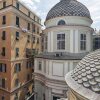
[26,49,38,58]
[25,92,35,100]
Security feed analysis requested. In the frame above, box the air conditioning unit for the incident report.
[55,53,63,57]
[22,28,28,33]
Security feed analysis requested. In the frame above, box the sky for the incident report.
[20,0,100,30]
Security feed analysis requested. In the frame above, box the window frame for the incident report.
[80,34,86,50]
[3,1,6,8]
[44,35,48,50]
[58,20,66,25]
[1,47,6,56]
[38,61,42,71]
[2,31,6,40]
[57,34,65,50]
[2,16,6,25]
[16,32,19,40]
[16,16,19,27]
[15,48,19,57]
[14,63,21,73]
[27,23,30,30]
[15,79,19,87]
[0,63,6,73]
[16,2,19,10]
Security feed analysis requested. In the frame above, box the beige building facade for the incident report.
[0,0,41,100]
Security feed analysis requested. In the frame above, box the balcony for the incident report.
[26,49,38,58]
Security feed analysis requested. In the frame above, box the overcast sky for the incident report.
[20,0,100,30]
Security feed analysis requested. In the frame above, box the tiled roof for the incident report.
[46,0,91,21]
[71,50,100,93]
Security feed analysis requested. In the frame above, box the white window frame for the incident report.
[80,34,86,50]
[57,33,65,50]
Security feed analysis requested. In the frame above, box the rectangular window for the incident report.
[2,79,5,88]
[27,23,30,30]
[2,96,5,100]
[0,63,6,73]
[33,37,35,43]
[0,78,5,88]
[57,34,65,50]
[14,93,18,100]
[16,32,19,40]
[27,35,30,42]
[15,79,19,87]
[26,62,29,69]
[2,31,6,40]
[37,18,40,23]
[2,16,6,25]
[16,2,19,10]
[43,94,45,100]
[16,48,19,57]
[37,38,39,44]
[14,63,21,73]
[3,1,6,8]
[1,47,5,56]
[34,16,36,20]
[44,61,46,73]
[26,61,32,69]
[80,34,86,50]
[38,62,42,71]
[16,16,19,27]
[28,12,30,17]
[94,37,100,50]
[44,36,48,50]
[32,24,35,32]
[27,74,30,81]
[2,64,6,72]
[0,64,2,72]
[37,27,39,33]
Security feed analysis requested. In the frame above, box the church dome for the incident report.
[71,50,100,93]
[46,0,91,21]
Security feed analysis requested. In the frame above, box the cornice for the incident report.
[0,79,33,94]
[34,73,66,86]
[44,25,93,33]
[0,5,42,26]
[45,16,93,25]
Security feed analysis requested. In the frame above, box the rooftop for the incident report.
[36,52,88,60]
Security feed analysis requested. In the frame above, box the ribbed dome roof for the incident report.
[71,50,100,93]
[46,0,91,21]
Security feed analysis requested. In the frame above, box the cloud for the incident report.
[20,0,40,14]
[81,0,100,29]
[33,0,40,3]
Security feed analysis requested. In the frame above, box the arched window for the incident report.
[58,20,66,25]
